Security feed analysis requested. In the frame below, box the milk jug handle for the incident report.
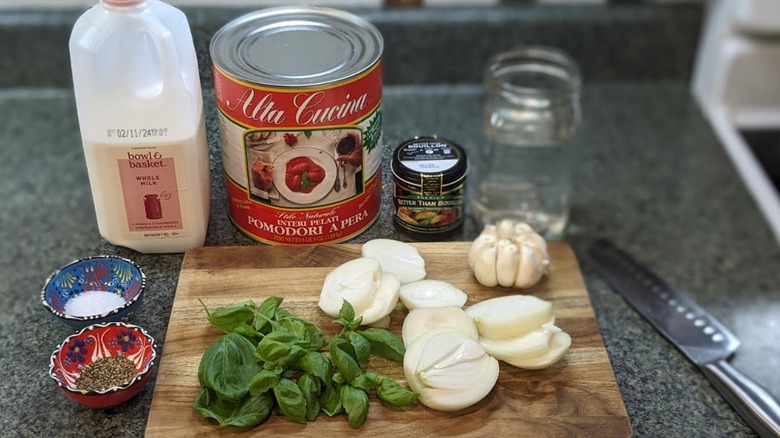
[143,13,186,99]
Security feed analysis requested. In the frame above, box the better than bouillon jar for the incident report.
[391,136,468,237]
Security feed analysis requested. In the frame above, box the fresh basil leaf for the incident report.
[277,318,319,350]
[274,344,308,369]
[262,328,300,344]
[298,373,322,421]
[254,296,283,333]
[274,308,292,321]
[338,299,355,323]
[200,299,256,334]
[333,337,358,361]
[248,369,280,395]
[333,318,364,331]
[329,338,361,383]
[358,328,406,362]
[193,386,273,428]
[273,378,308,424]
[263,364,283,374]
[376,378,419,407]
[332,318,350,328]
[340,385,369,429]
[198,333,260,401]
[345,331,371,365]
[320,382,342,416]
[364,372,381,386]
[296,351,332,384]
[332,372,346,385]
[281,318,309,342]
[231,322,261,341]
[350,373,377,393]
[255,339,291,363]
[255,329,299,362]
[298,318,326,350]
[348,316,364,331]
[334,300,364,330]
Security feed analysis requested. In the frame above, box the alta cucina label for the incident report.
[213,62,384,245]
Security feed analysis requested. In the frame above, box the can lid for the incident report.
[391,136,468,187]
[210,6,383,88]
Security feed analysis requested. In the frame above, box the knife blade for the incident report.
[587,239,780,438]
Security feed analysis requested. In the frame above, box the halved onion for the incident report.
[502,331,571,369]
[318,257,400,325]
[359,272,401,325]
[318,257,381,317]
[399,280,467,310]
[478,322,555,362]
[464,295,552,340]
[362,239,426,284]
[402,306,478,347]
[404,328,499,411]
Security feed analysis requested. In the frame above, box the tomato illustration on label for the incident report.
[285,156,326,193]
[283,133,298,147]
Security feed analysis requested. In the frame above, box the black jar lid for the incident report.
[391,136,468,188]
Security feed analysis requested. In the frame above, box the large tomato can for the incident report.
[210,6,384,244]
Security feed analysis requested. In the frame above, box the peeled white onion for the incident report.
[399,280,467,310]
[477,321,556,362]
[318,257,400,325]
[465,295,552,340]
[359,272,401,325]
[404,328,499,412]
[466,295,571,370]
[318,257,381,317]
[402,306,478,347]
[502,331,571,369]
[362,239,426,284]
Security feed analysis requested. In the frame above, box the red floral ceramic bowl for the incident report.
[48,322,157,408]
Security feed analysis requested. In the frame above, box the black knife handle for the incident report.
[701,360,780,438]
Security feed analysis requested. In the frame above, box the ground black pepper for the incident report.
[76,355,138,392]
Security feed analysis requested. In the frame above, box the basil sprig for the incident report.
[192,297,418,429]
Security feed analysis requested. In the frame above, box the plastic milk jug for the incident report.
[70,0,210,253]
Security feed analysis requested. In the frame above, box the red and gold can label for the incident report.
[213,61,384,245]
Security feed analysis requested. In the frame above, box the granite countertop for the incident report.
[2,5,780,438]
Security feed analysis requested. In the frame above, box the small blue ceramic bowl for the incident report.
[41,256,146,329]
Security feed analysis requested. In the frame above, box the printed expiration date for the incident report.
[107,128,169,138]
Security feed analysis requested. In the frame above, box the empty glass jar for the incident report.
[471,47,581,238]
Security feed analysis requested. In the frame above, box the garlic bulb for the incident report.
[403,328,499,411]
[467,219,549,288]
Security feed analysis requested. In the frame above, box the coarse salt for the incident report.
[64,290,126,317]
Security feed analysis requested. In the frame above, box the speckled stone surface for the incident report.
[2,4,780,438]
[0,5,702,87]
[4,82,780,438]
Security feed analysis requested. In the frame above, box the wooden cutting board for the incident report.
[145,242,631,437]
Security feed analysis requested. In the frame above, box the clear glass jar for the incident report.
[471,47,581,238]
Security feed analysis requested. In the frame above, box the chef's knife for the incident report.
[587,239,780,438]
